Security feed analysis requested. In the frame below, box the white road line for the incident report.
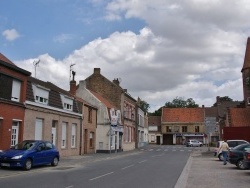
[121,164,134,170]
[89,172,114,181]
[151,154,164,157]
[138,160,147,163]
[65,186,74,188]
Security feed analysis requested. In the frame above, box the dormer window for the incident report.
[247,97,250,105]
[32,84,49,105]
[61,94,73,111]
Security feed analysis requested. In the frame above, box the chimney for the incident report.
[94,68,100,74]
[113,78,120,85]
[70,71,76,95]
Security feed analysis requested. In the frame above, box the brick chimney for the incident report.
[94,68,100,74]
[70,71,76,95]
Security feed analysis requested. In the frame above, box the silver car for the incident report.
[186,140,203,147]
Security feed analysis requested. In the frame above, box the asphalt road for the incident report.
[0,145,192,188]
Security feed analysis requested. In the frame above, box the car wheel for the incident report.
[23,159,32,171]
[237,159,246,170]
[218,153,223,161]
[51,157,59,166]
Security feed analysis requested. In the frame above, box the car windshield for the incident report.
[12,141,36,150]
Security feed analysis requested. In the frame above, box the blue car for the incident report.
[0,140,60,170]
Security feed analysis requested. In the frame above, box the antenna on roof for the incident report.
[33,59,40,78]
[70,63,76,81]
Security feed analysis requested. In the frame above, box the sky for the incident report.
[1,0,250,112]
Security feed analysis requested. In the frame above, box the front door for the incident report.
[11,121,19,146]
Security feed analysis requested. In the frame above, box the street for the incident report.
[0,145,192,188]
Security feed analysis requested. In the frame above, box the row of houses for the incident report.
[148,37,250,145]
[1,37,250,156]
[0,53,148,156]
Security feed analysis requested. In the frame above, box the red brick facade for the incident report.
[0,53,30,150]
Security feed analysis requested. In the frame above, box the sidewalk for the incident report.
[175,147,250,188]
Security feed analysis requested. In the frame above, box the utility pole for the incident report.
[33,59,40,78]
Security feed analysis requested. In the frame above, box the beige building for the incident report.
[24,77,83,157]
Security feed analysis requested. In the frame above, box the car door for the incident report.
[33,143,47,165]
[43,142,55,163]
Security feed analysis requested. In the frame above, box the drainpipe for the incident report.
[79,115,83,155]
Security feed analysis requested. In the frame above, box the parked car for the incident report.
[228,143,250,169]
[243,151,250,169]
[215,140,249,161]
[0,140,60,170]
[186,140,203,147]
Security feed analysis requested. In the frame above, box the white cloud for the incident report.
[2,29,20,41]
[16,0,250,112]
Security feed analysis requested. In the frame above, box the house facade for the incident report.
[76,80,121,153]
[84,68,137,151]
[24,77,83,157]
[0,53,31,151]
[137,107,148,147]
[148,116,162,145]
[161,107,205,145]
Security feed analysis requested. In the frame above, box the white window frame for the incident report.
[71,124,76,148]
[247,97,250,105]
[32,84,49,105]
[11,121,20,146]
[11,79,21,102]
[61,122,67,148]
[61,94,73,111]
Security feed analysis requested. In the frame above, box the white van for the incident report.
[215,140,249,161]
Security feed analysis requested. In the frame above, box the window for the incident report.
[182,126,187,132]
[166,126,172,132]
[11,79,21,102]
[62,122,67,148]
[89,132,94,148]
[71,124,76,148]
[195,126,200,132]
[88,108,92,123]
[45,142,53,150]
[61,94,73,111]
[33,85,49,105]
[151,135,155,142]
[35,118,43,140]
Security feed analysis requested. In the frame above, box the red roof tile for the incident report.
[148,116,161,126]
[162,108,204,123]
[228,108,250,127]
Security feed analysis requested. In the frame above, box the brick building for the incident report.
[85,68,137,151]
[0,53,31,151]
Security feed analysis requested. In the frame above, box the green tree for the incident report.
[139,100,150,113]
[212,96,233,106]
[164,97,199,108]
[149,107,162,116]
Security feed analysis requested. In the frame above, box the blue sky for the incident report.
[1,0,250,112]
[1,0,144,60]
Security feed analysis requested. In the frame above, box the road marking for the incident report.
[138,160,147,163]
[65,186,74,188]
[164,149,168,151]
[151,154,164,157]
[89,172,114,181]
[121,164,134,170]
